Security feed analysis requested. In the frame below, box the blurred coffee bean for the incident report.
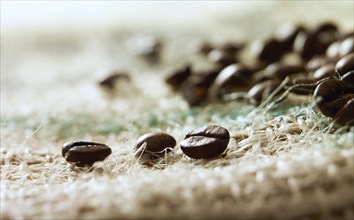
[207,49,235,67]
[128,35,162,63]
[247,80,282,104]
[198,41,213,55]
[339,37,354,57]
[264,63,306,79]
[180,125,230,159]
[165,65,191,89]
[294,30,317,60]
[288,76,327,95]
[326,41,341,58]
[306,55,337,72]
[210,64,253,97]
[275,23,305,52]
[216,41,244,53]
[314,21,338,47]
[314,79,354,117]
[313,64,336,79]
[341,71,354,85]
[135,132,176,164]
[98,72,130,90]
[333,98,354,126]
[254,38,284,63]
[182,80,209,107]
[335,53,354,76]
[62,141,112,167]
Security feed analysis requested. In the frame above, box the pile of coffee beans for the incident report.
[163,21,353,126]
[62,125,230,166]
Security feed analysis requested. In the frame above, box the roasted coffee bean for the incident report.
[210,64,253,96]
[207,49,235,67]
[129,35,162,63]
[98,72,130,89]
[135,132,176,164]
[314,79,354,117]
[254,38,284,63]
[165,65,191,89]
[339,37,354,57]
[180,125,230,159]
[62,141,112,167]
[341,71,354,85]
[247,80,282,104]
[182,80,209,106]
[333,98,354,126]
[313,64,336,79]
[326,41,341,58]
[264,63,306,79]
[306,55,337,72]
[314,21,338,47]
[275,23,305,52]
[335,53,354,76]
[294,30,317,60]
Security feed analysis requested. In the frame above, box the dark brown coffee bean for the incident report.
[335,53,354,76]
[306,55,337,72]
[180,125,230,159]
[247,80,282,105]
[207,49,235,67]
[333,98,354,126]
[294,30,317,60]
[165,65,191,89]
[314,79,354,117]
[287,76,325,95]
[341,71,354,85]
[314,21,338,47]
[135,132,176,164]
[181,80,209,107]
[216,41,244,53]
[275,23,305,52]
[210,64,253,97]
[254,38,284,63]
[339,37,354,57]
[62,141,112,167]
[197,41,213,55]
[313,64,336,79]
[264,63,306,79]
[326,41,341,58]
[98,72,130,90]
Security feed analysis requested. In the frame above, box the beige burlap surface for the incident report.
[1,1,353,219]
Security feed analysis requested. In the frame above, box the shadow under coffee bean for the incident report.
[180,125,230,159]
[62,141,112,167]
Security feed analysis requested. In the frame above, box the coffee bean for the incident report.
[182,80,209,106]
[314,21,338,47]
[306,55,337,72]
[288,77,320,95]
[247,80,282,105]
[264,63,306,79]
[62,141,112,167]
[275,23,305,52]
[180,125,230,159]
[165,65,191,89]
[210,64,253,97]
[341,71,354,85]
[339,37,354,57]
[254,38,284,63]
[333,98,354,126]
[326,41,341,58]
[294,30,317,60]
[335,53,354,76]
[98,72,130,90]
[313,64,336,79]
[135,132,176,164]
[207,49,235,67]
[314,79,354,117]
[197,41,213,55]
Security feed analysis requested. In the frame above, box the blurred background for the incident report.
[1,1,353,115]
